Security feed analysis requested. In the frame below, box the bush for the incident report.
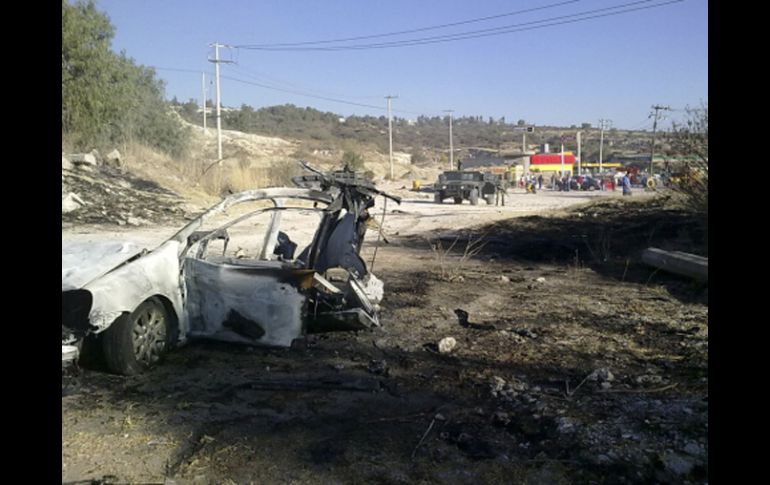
[62,0,189,156]
[341,150,365,171]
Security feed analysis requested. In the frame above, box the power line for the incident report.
[227,64,384,101]
[236,0,582,48]
[221,74,389,111]
[147,63,438,116]
[220,74,433,116]
[151,66,214,75]
[235,0,682,51]
[627,118,653,131]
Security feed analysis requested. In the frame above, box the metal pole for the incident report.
[577,131,581,175]
[214,45,223,159]
[560,138,565,176]
[208,43,234,161]
[599,125,604,174]
[449,112,454,170]
[649,106,669,176]
[598,119,611,174]
[386,95,396,179]
[201,72,207,134]
[214,44,222,159]
[444,110,454,170]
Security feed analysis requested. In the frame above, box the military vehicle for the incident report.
[433,171,502,205]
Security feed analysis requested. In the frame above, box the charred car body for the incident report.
[62,163,400,375]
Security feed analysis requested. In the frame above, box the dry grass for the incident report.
[427,233,487,281]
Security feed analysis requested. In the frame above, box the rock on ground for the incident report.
[71,153,97,166]
[438,336,457,353]
[62,193,85,213]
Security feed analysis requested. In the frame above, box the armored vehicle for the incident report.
[434,171,501,205]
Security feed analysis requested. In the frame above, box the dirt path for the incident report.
[62,188,707,484]
[62,186,649,246]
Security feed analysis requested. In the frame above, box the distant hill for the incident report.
[172,101,660,165]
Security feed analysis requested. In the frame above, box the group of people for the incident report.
[523,171,634,195]
[519,174,543,193]
[550,173,576,192]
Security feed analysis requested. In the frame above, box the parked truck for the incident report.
[434,171,502,205]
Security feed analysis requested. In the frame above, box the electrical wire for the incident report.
[147,64,440,116]
[221,74,388,110]
[221,73,435,116]
[151,66,213,75]
[235,0,682,51]
[236,0,582,48]
[228,64,384,101]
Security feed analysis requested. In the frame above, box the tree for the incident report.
[665,103,708,215]
[517,119,527,126]
[62,0,189,156]
[62,0,118,146]
[180,98,199,119]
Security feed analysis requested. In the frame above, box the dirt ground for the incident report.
[62,185,707,485]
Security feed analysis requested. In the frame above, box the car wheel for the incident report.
[453,197,463,204]
[469,189,479,205]
[102,297,170,375]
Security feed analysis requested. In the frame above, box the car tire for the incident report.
[453,197,463,204]
[102,297,171,375]
[469,189,479,205]
[434,191,443,204]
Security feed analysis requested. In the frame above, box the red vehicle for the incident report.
[624,165,645,186]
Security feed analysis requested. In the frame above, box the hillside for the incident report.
[61,117,449,227]
[176,102,662,165]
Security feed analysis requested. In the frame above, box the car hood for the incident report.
[62,240,145,291]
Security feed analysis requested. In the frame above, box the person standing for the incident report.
[622,172,632,196]
[538,174,543,190]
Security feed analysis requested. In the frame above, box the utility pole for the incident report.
[514,125,534,175]
[386,95,397,179]
[649,105,670,176]
[522,132,526,155]
[598,119,612,174]
[577,131,582,175]
[201,72,207,134]
[444,110,455,170]
[208,42,234,160]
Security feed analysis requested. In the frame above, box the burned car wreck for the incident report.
[62,163,400,375]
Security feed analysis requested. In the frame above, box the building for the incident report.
[528,152,577,174]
